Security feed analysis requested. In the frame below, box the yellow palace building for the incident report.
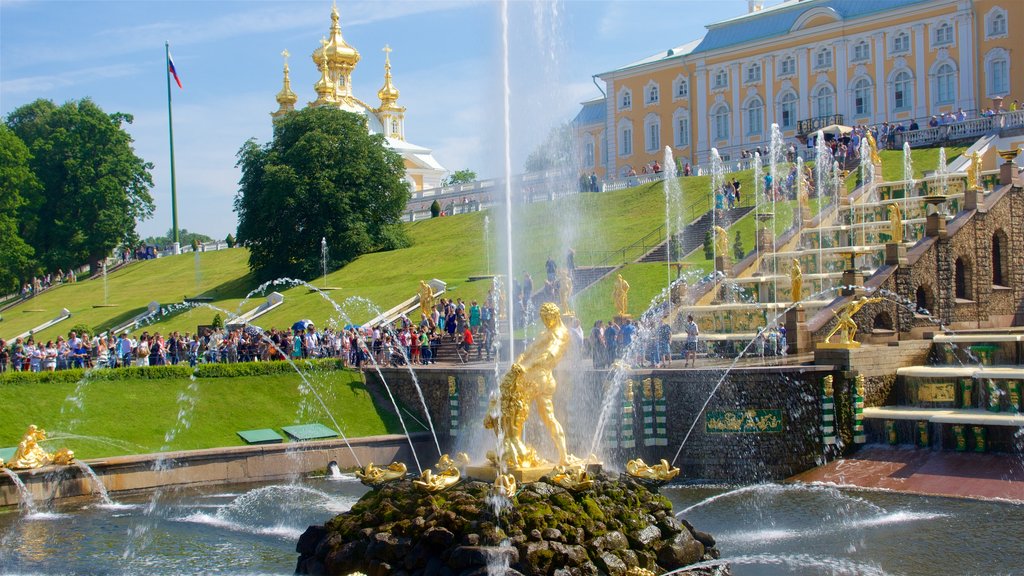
[575,0,1021,177]
[271,3,446,191]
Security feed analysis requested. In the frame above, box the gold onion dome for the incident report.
[377,45,400,106]
[313,3,360,69]
[313,38,337,104]
[276,50,298,109]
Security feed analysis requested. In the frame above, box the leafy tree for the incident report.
[524,123,574,173]
[430,199,441,218]
[703,229,714,260]
[234,107,410,281]
[5,98,155,274]
[142,228,214,248]
[225,233,236,248]
[211,313,224,330]
[733,230,745,261]
[0,126,38,292]
[441,169,477,187]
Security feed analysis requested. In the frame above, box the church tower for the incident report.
[376,45,406,141]
[272,49,298,118]
[313,2,360,103]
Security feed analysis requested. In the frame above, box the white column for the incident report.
[696,63,708,162]
[606,78,617,176]
[957,10,976,112]
[798,48,810,121]
[766,56,776,128]
[874,33,888,124]
[731,63,741,149]
[835,40,848,122]
[913,23,927,119]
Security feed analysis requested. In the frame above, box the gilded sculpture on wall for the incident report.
[418,280,434,317]
[6,425,74,470]
[887,203,903,244]
[413,453,467,492]
[865,130,882,167]
[613,274,630,317]
[484,302,570,469]
[713,225,728,258]
[355,461,408,487]
[824,296,883,346]
[557,267,573,314]
[625,458,679,482]
[967,151,982,191]
[790,258,803,303]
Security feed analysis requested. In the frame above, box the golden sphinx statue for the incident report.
[484,302,571,470]
[355,461,407,487]
[7,425,74,470]
[625,458,680,482]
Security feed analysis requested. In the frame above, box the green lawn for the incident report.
[0,369,405,459]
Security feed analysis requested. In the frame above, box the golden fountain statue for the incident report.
[413,453,466,492]
[625,458,680,483]
[6,425,74,470]
[865,130,882,168]
[418,280,435,318]
[479,302,572,481]
[557,267,574,314]
[355,461,408,487]
[822,296,883,347]
[790,258,803,304]
[491,473,517,499]
[613,274,630,317]
[967,151,983,191]
[887,202,903,244]
[713,225,728,257]
[550,463,595,492]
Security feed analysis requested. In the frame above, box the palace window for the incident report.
[933,22,953,46]
[745,97,764,135]
[814,48,832,70]
[391,119,400,135]
[621,126,633,156]
[892,70,913,111]
[713,69,729,89]
[676,116,690,147]
[675,77,689,98]
[746,62,761,83]
[853,78,872,116]
[987,9,1008,38]
[814,84,835,118]
[619,88,632,110]
[986,51,1009,96]
[778,56,796,76]
[647,84,660,105]
[711,104,730,141]
[852,41,870,62]
[645,115,661,151]
[583,135,595,168]
[892,31,910,54]
[779,91,797,129]
[935,63,956,104]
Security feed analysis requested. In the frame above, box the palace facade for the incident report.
[272,4,446,191]
[575,0,1022,177]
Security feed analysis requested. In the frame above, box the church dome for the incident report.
[312,4,360,69]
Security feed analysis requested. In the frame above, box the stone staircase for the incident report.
[638,206,754,263]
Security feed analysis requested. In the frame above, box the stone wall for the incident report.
[368,365,836,482]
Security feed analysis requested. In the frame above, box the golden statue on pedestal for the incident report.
[713,225,728,257]
[7,425,74,470]
[418,280,435,317]
[550,463,594,492]
[491,473,517,498]
[413,453,466,492]
[887,203,903,244]
[967,151,982,191]
[824,296,883,346]
[557,267,573,314]
[625,458,679,482]
[613,275,630,317]
[865,130,882,167]
[790,258,803,303]
[484,302,570,469]
[355,461,407,487]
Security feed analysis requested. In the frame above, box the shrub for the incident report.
[430,199,441,218]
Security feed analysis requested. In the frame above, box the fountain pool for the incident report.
[1,476,1020,575]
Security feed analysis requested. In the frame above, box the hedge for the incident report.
[0,358,350,385]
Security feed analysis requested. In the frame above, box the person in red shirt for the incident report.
[458,327,474,361]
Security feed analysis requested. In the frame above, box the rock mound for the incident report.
[296,472,725,575]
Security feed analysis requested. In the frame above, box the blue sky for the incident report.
[1,0,751,239]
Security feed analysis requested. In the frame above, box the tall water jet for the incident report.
[321,237,329,289]
[193,248,202,294]
[769,123,784,302]
[483,214,491,275]
[663,145,681,311]
[501,0,514,364]
[903,141,914,242]
[709,148,725,268]
[813,131,831,279]
[753,151,763,276]
[937,146,949,196]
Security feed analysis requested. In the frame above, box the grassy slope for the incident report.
[0,370,404,459]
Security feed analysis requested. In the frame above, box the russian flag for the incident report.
[168,53,183,89]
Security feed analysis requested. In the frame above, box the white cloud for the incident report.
[0,64,139,97]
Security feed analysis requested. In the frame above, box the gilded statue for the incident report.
[713,225,728,257]
[413,453,465,492]
[967,151,982,191]
[355,461,408,486]
[824,296,883,345]
[418,280,435,318]
[491,473,517,498]
[887,203,903,244]
[625,568,657,576]
[790,258,803,303]
[613,275,630,317]
[7,425,74,470]
[865,130,882,167]
[557,267,573,313]
[550,463,594,492]
[625,458,680,482]
[484,302,570,468]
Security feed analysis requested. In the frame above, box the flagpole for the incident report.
[165,41,180,252]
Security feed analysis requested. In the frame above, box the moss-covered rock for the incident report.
[296,472,723,575]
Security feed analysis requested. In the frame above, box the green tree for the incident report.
[430,199,441,218]
[441,169,477,187]
[5,98,155,274]
[733,230,745,261]
[0,126,38,292]
[142,228,214,248]
[225,233,236,248]
[234,107,410,281]
[703,229,714,260]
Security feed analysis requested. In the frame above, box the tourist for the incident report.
[0,339,8,373]
[604,319,618,363]
[566,248,575,271]
[469,300,481,334]
[590,320,605,369]
[732,177,742,206]
[657,318,672,368]
[683,162,691,176]
[546,255,557,282]
[684,314,699,368]
[136,335,150,367]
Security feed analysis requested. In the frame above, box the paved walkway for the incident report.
[788,445,1024,502]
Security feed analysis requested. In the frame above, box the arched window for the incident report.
[814,47,832,70]
[647,84,660,105]
[852,41,870,62]
[873,312,894,331]
[985,49,1010,96]
[779,91,798,129]
[674,76,689,99]
[814,84,834,117]
[955,257,970,300]
[993,231,1008,286]
[892,70,913,111]
[934,22,953,45]
[746,62,761,83]
[618,119,633,156]
[713,69,729,89]
[915,285,933,314]
[673,108,690,147]
[778,56,796,76]
[987,9,1008,38]
[935,63,956,104]
[745,96,764,135]
[619,87,632,110]
[644,114,661,151]
[892,31,910,53]
[853,78,872,116]
[711,104,730,141]
[390,119,400,136]
[583,133,595,168]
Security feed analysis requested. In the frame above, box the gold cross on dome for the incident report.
[281,49,290,66]
[383,44,392,55]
